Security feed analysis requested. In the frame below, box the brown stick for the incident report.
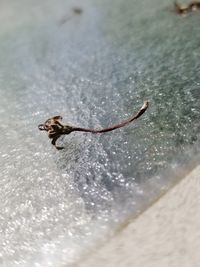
[71,101,149,134]
[38,101,149,149]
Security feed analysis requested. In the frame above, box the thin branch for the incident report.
[38,101,149,150]
[72,101,149,133]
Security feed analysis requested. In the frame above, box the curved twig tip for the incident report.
[142,100,149,110]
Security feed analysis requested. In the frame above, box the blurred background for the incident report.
[0,0,199,266]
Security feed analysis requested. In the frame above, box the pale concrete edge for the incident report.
[68,160,200,267]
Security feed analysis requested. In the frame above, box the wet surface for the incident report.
[0,0,200,266]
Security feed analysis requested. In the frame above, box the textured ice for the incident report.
[0,0,200,266]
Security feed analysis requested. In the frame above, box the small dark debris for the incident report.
[174,1,200,15]
[72,7,83,15]
[58,6,83,26]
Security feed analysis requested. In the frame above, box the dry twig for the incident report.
[38,101,149,150]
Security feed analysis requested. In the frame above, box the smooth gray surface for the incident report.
[0,0,199,266]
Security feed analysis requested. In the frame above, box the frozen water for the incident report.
[0,0,200,266]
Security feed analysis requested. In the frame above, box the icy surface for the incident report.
[0,0,200,266]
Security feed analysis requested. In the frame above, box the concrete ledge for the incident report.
[75,165,200,267]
